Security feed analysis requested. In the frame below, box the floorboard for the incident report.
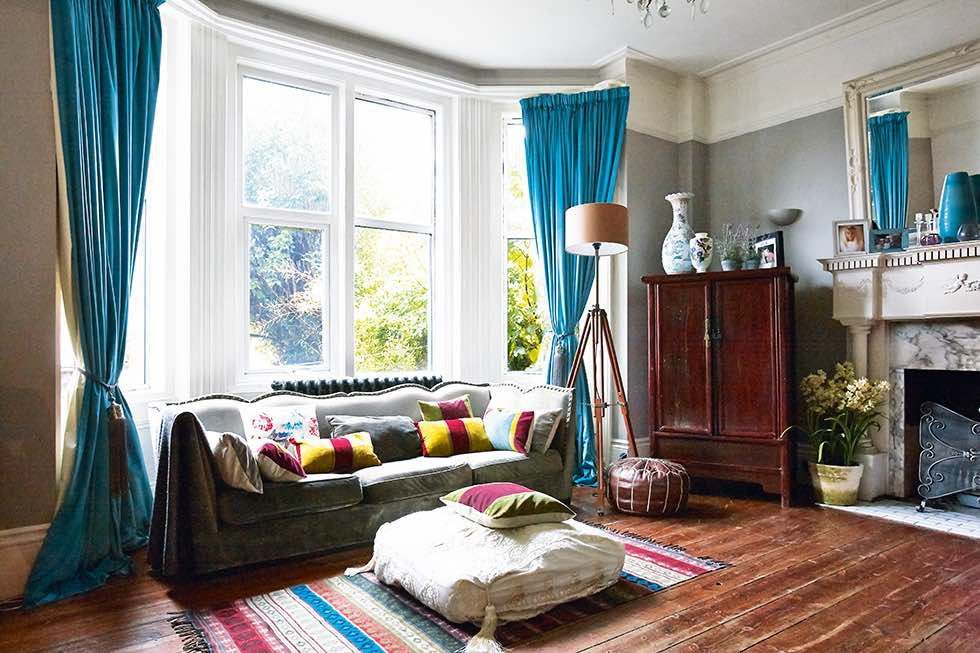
[1,485,977,653]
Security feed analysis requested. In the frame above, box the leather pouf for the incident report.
[606,458,690,515]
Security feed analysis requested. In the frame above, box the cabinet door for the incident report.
[713,278,778,438]
[650,281,712,435]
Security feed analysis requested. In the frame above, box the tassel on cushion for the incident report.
[344,553,375,577]
[463,604,505,653]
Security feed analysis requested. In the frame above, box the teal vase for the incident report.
[938,172,978,243]
[971,174,980,217]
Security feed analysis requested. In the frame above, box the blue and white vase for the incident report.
[689,232,713,273]
[663,192,695,274]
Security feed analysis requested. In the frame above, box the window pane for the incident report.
[355,227,430,372]
[355,98,434,225]
[242,77,331,212]
[249,224,325,369]
[507,238,546,373]
[119,230,148,388]
[503,120,532,237]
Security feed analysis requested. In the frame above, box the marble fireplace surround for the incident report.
[822,242,980,499]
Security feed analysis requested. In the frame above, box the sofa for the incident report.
[147,381,575,577]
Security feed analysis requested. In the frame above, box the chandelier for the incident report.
[613,0,711,27]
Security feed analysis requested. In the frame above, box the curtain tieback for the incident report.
[77,368,128,494]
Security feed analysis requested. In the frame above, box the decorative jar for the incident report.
[662,193,695,274]
[689,232,713,273]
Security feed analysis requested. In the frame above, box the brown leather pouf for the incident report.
[606,458,690,515]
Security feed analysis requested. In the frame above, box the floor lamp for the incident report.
[565,202,639,515]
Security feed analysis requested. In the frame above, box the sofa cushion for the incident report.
[324,415,422,463]
[450,449,563,484]
[217,473,362,526]
[354,457,472,503]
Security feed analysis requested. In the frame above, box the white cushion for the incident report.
[369,507,624,624]
[205,431,263,493]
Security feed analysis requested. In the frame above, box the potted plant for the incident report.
[797,362,890,506]
[718,224,742,271]
[742,248,761,270]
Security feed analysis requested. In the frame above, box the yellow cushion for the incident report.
[292,432,380,474]
[417,418,493,457]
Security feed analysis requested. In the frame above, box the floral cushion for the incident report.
[441,482,575,529]
[242,405,319,445]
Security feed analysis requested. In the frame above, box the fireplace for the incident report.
[901,369,980,498]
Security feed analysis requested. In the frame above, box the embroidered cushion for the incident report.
[248,438,306,483]
[441,482,575,528]
[242,404,319,445]
[291,432,381,474]
[205,431,263,494]
[418,394,474,421]
[324,414,422,463]
[483,409,534,454]
[417,418,492,457]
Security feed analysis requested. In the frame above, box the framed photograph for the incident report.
[833,220,869,256]
[869,228,904,253]
[901,228,918,249]
[753,231,784,268]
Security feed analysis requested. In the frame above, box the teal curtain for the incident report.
[520,87,630,486]
[868,112,909,230]
[25,0,163,607]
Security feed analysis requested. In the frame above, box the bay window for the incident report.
[502,117,548,375]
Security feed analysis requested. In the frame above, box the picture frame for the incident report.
[869,228,905,253]
[833,219,869,256]
[753,231,784,268]
[901,227,918,249]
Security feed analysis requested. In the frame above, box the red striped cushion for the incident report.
[416,418,492,457]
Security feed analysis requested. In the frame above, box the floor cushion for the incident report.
[217,473,362,526]
[354,457,472,503]
[606,457,690,516]
[451,449,562,484]
[348,507,624,651]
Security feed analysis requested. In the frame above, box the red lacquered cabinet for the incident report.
[643,267,795,506]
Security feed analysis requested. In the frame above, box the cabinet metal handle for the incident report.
[704,318,711,344]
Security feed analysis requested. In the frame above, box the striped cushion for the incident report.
[416,418,492,457]
[291,432,381,474]
[483,409,534,454]
[441,482,575,528]
[418,395,474,421]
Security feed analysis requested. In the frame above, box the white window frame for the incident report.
[499,112,550,383]
[226,47,455,393]
[233,66,342,387]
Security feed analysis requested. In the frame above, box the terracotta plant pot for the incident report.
[809,462,864,506]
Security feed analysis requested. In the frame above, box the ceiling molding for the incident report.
[701,0,940,79]
[592,46,683,75]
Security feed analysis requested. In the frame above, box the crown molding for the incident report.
[592,46,683,75]
[701,0,940,80]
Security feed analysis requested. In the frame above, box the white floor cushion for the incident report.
[346,506,625,652]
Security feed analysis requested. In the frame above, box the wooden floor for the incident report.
[2,485,978,653]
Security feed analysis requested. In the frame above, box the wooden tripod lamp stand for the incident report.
[565,203,639,515]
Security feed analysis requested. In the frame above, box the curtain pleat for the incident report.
[25,0,164,607]
[868,111,909,230]
[520,87,630,486]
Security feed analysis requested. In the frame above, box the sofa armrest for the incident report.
[553,394,577,502]
[148,410,221,576]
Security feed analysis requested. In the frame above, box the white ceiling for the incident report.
[236,0,892,75]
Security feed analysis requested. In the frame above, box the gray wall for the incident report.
[707,108,848,380]
[908,136,936,216]
[0,0,58,529]
[624,129,678,448]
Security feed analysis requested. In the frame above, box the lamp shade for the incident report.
[565,202,629,256]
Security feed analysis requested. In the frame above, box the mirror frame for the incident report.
[843,40,980,226]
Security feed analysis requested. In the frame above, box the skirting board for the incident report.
[0,523,48,601]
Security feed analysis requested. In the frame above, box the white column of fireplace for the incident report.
[822,243,980,500]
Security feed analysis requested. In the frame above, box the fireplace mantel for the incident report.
[821,242,980,500]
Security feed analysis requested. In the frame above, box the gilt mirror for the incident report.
[843,40,980,246]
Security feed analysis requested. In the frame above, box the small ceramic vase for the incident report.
[689,232,713,273]
[938,172,978,243]
[662,193,695,274]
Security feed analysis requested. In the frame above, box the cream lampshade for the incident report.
[565,202,629,256]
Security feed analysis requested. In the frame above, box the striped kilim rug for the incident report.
[170,523,727,652]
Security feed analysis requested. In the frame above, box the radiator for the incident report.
[271,374,444,396]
